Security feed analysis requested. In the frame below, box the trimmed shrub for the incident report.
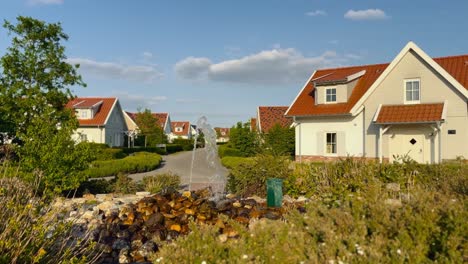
[166,144,183,154]
[95,148,127,161]
[85,152,162,178]
[221,156,255,169]
[218,144,245,158]
[172,138,194,151]
[119,147,167,155]
[142,172,181,193]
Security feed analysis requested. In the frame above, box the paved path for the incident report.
[129,149,229,190]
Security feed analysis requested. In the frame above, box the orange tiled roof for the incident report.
[171,121,190,136]
[126,112,168,130]
[214,127,230,138]
[375,103,444,124]
[152,113,168,129]
[66,97,117,126]
[258,106,293,133]
[287,55,468,117]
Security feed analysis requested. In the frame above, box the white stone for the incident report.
[136,191,151,196]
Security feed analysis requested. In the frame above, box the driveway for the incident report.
[129,149,229,190]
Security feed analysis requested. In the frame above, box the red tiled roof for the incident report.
[258,106,293,133]
[171,121,190,136]
[126,112,168,130]
[287,55,468,117]
[214,127,230,138]
[66,97,117,126]
[152,113,168,129]
[375,103,444,124]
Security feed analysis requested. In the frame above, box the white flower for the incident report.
[397,249,402,255]
[242,255,248,259]
[201,261,207,264]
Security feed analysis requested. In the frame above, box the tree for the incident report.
[261,123,295,156]
[0,16,92,193]
[134,108,166,147]
[228,121,259,156]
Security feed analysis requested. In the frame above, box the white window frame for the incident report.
[404,78,421,104]
[325,132,337,155]
[324,87,337,104]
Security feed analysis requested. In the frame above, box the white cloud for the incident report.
[345,53,363,60]
[142,52,153,60]
[175,48,348,85]
[344,9,389,21]
[305,10,327,17]
[67,57,163,83]
[174,57,212,80]
[27,0,63,5]
[113,91,167,110]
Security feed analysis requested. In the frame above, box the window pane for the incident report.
[406,82,412,91]
[331,95,336,101]
[413,81,419,90]
[406,90,412,101]
[413,90,419,100]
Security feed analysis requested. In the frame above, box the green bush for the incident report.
[119,147,167,155]
[166,144,183,154]
[221,156,255,169]
[142,172,181,193]
[113,173,139,194]
[226,154,291,197]
[218,144,245,158]
[95,148,127,161]
[84,152,162,178]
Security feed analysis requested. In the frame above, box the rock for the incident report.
[138,241,157,258]
[97,201,118,212]
[118,248,131,263]
[232,201,242,208]
[218,234,228,243]
[112,239,130,251]
[182,191,191,198]
[96,193,114,201]
[145,212,164,227]
[282,195,295,203]
[136,191,151,196]
[83,193,95,200]
[384,198,402,208]
[170,224,181,232]
[248,195,266,204]
[225,193,237,199]
[296,196,309,203]
[82,210,96,221]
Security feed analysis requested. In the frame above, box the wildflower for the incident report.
[242,255,248,259]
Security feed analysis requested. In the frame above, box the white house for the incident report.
[66,97,127,147]
[168,121,191,141]
[286,42,467,163]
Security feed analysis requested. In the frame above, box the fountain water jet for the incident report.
[189,116,226,198]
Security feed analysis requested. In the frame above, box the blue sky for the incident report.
[1,0,467,127]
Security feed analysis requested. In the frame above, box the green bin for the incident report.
[267,178,283,207]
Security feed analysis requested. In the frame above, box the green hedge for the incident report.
[84,152,162,178]
[221,156,255,169]
[95,148,127,160]
[119,147,167,155]
[218,144,245,158]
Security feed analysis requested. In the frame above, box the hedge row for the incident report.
[84,152,162,178]
[218,144,245,158]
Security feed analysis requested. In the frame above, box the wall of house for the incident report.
[104,101,127,147]
[73,127,105,144]
[295,112,364,159]
[363,50,468,160]
[123,112,138,131]
[315,78,359,105]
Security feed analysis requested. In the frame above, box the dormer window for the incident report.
[81,110,87,118]
[325,88,337,103]
[405,79,420,104]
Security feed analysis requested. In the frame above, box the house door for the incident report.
[389,133,425,163]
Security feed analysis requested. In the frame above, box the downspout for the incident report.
[437,122,442,163]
